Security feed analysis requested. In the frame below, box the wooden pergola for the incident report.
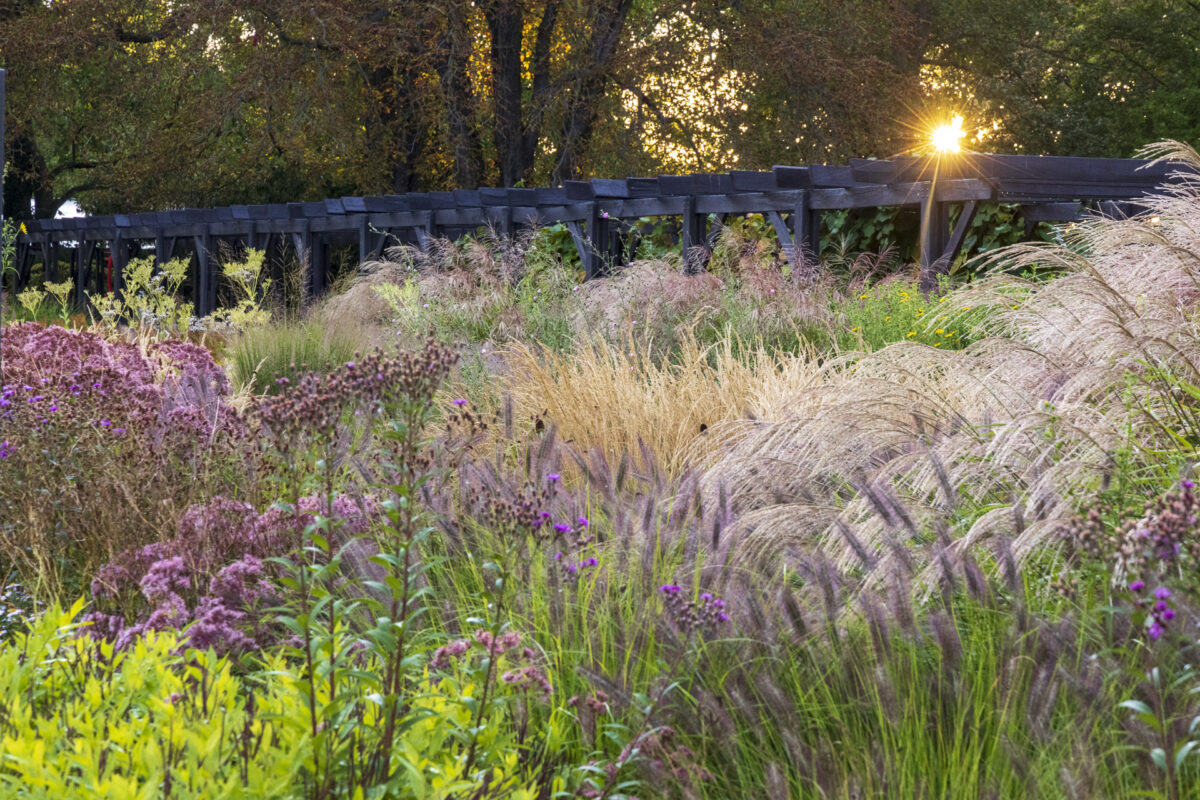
[10,150,1190,316]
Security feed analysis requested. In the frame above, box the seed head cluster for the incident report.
[257,336,458,448]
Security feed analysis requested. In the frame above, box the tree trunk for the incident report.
[485,0,526,186]
[438,0,484,188]
[550,0,633,183]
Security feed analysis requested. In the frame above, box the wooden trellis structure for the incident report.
[10,152,1191,316]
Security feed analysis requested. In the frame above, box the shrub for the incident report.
[0,323,251,598]
[0,602,573,799]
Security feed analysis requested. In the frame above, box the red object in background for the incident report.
[105,254,113,293]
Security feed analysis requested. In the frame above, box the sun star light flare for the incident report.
[930,115,966,154]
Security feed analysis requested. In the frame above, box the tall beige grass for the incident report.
[501,331,824,476]
[697,144,1200,578]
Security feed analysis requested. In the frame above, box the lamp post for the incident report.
[919,115,964,293]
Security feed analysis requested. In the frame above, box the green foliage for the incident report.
[229,319,359,396]
[823,203,1055,275]
[210,249,273,330]
[0,601,564,799]
[92,255,195,336]
[931,0,1200,158]
[834,279,977,352]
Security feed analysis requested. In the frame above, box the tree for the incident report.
[925,0,1200,157]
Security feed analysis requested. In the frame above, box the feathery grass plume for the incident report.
[695,144,1200,589]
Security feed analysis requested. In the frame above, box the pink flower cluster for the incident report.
[429,628,551,700]
[87,493,379,653]
[0,323,241,458]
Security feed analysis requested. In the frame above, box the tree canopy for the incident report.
[1,0,1196,217]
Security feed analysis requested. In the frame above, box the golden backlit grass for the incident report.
[501,330,824,477]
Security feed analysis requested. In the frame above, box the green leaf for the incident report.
[1119,699,1153,716]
